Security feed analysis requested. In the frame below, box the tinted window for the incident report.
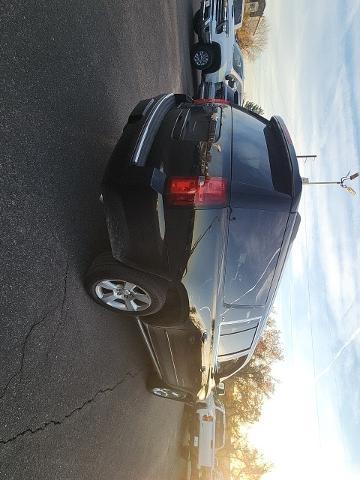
[232,109,297,196]
[219,326,257,356]
[233,44,244,78]
[232,110,273,191]
[224,208,288,306]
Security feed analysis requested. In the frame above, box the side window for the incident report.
[233,44,243,78]
[218,325,257,357]
[224,208,288,306]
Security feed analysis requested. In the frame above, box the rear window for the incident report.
[232,108,294,196]
[224,208,288,306]
[232,110,273,191]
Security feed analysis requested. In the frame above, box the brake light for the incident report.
[193,98,231,106]
[166,177,227,207]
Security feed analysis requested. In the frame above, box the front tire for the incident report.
[190,43,214,71]
[85,252,167,316]
[147,374,189,402]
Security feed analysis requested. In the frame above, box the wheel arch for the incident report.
[203,42,221,74]
[85,251,169,316]
[142,281,190,327]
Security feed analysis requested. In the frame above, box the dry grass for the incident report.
[236,11,269,61]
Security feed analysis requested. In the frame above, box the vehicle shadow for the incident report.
[176,404,193,480]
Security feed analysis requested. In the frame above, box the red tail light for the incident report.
[167,177,227,207]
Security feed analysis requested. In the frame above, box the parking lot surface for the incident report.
[0,1,196,478]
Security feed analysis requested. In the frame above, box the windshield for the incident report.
[218,325,257,356]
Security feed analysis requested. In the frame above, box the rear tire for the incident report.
[85,252,167,316]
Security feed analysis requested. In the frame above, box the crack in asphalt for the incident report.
[0,306,57,401]
[45,261,70,360]
[0,263,70,401]
[0,369,141,446]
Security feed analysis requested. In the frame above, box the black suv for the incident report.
[85,94,302,402]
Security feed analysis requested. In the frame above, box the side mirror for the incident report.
[216,382,225,396]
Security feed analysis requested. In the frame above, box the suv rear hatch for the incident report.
[224,107,301,308]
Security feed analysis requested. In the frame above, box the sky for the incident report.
[244,1,360,479]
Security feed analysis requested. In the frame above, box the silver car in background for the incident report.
[191,0,245,103]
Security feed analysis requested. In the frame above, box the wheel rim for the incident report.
[193,50,209,67]
[95,279,152,312]
[152,387,186,400]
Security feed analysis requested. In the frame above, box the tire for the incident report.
[193,9,202,35]
[147,373,189,402]
[85,252,167,316]
[190,43,214,71]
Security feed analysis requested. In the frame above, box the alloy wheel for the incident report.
[95,279,152,312]
[193,50,210,67]
[152,387,186,400]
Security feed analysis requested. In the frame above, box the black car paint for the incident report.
[100,95,302,400]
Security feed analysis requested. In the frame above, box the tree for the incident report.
[217,318,283,479]
[223,318,283,426]
[217,430,273,480]
[231,432,273,480]
[236,11,269,61]
[243,101,265,116]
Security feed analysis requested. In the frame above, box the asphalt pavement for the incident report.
[0,1,197,478]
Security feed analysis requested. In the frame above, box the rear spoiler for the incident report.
[270,116,302,212]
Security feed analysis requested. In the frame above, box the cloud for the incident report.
[316,323,360,381]
[243,0,360,477]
